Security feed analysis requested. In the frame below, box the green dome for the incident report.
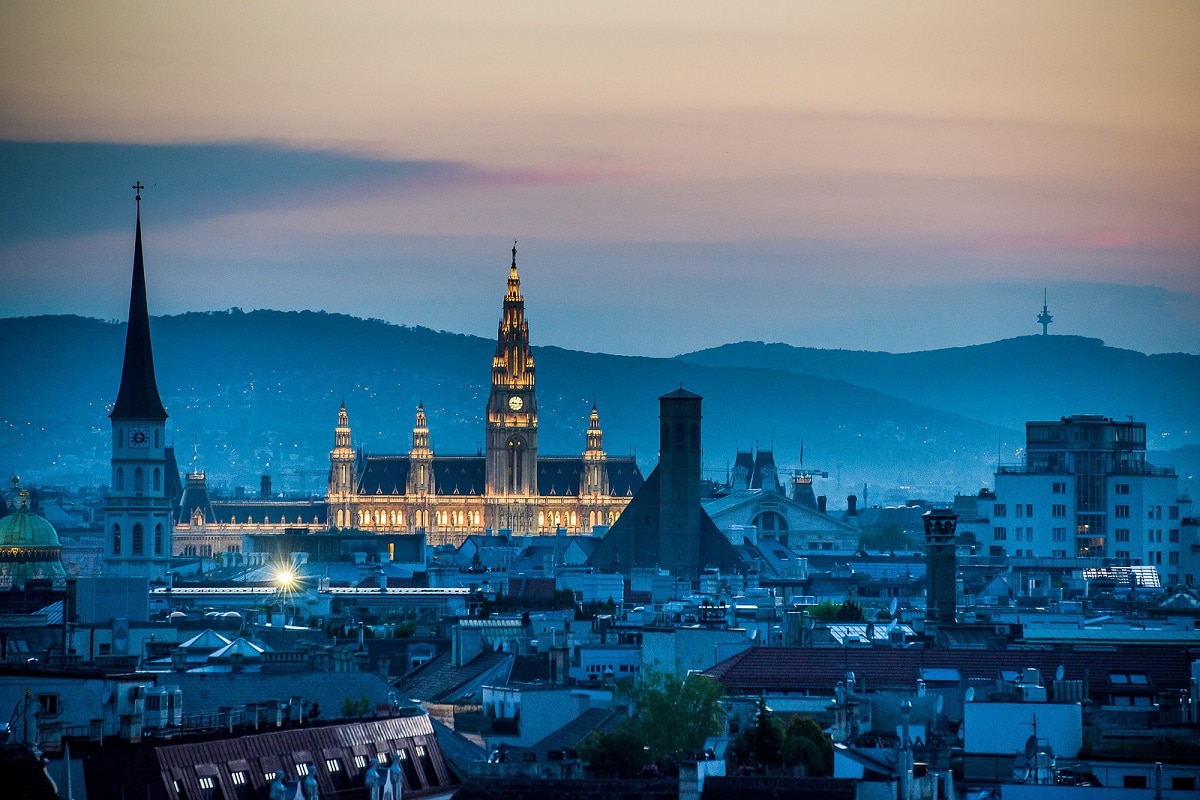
[0,493,67,583]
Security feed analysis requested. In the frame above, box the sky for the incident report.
[2,1,1198,356]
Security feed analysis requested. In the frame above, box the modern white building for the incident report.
[989,416,1189,582]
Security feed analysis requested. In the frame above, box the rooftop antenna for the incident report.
[1037,289,1053,335]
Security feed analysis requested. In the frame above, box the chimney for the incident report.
[817,495,827,514]
[261,474,272,499]
[847,495,858,516]
[923,508,959,626]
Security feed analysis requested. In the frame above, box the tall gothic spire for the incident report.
[492,240,535,390]
[111,184,167,420]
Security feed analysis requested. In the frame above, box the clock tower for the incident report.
[485,243,539,530]
[104,185,173,581]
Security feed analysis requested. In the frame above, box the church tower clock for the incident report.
[485,243,538,530]
[104,184,173,581]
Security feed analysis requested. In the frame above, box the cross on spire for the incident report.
[132,181,144,208]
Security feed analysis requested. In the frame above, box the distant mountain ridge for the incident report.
[1,312,1194,505]
[676,337,1199,449]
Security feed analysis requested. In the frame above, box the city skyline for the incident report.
[2,2,1198,356]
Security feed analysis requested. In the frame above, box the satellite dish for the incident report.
[935,695,944,715]
[1024,735,1039,759]
[889,597,899,616]
[956,722,964,741]
[1055,664,1065,682]
[965,687,976,703]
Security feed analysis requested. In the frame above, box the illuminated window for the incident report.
[230,772,247,786]
[296,763,310,776]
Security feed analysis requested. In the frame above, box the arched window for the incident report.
[116,468,124,492]
[132,523,145,555]
[154,524,164,555]
[134,467,144,493]
[111,524,121,554]
[153,468,161,492]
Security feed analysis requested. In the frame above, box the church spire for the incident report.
[111,183,167,420]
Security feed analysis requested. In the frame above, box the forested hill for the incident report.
[677,337,1199,448]
[2,311,1192,503]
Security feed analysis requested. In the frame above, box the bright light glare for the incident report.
[275,568,296,587]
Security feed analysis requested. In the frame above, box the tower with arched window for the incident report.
[104,188,173,581]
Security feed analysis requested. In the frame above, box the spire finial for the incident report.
[133,181,144,209]
[512,240,518,269]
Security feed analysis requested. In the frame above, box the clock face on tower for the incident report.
[129,427,150,447]
[508,395,524,411]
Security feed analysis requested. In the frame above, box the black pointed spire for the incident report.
[111,184,167,420]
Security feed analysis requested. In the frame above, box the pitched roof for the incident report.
[358,455,643,498]
[399,648,513,703]
[705,646,1195,700]
[110,204,167,421]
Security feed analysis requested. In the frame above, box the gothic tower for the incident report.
[485,243,539,531]
[328,402,356,528]
[581,403,610,527]
[658,388,703,573]
[104,185,173,581]
[407,403,435,530]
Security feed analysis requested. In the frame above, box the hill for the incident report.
[2,313,1190,505]
[676,337,1199,450]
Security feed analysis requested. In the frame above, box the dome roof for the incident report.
[0,493,62,549]
[0,491,67,583]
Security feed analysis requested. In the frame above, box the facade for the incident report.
[990,416,1187,579]
[329,245,643,546]
[104,191,174,581]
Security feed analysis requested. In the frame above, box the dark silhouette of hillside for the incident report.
[677,337,1199,446]
[3,312,1191,502]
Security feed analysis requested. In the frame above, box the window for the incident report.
[1170,506,1180,520]
[1115,505,1130,519]
[1016,504,1023,518]
[993,527,1007,541]
[116,467,124,491]
[1115,550,1130,560]
[1170,529,1180,543]
[155,524,164,555]
[295,763,310,776]
[1052,550,1067,558]
[1025,504,1033,517]
[1052,527,1066,541]
[993,504,1007,517]
[264,772,277,782]
[325,759,342,773]
[1052,504,1067,518]
[354,755,368,769]
[153,468,161,491]
[1114,483,1130,495]
[1169,552,1179,565]
[1115,529,1130,542]
[112,524,121,554]
[132,523,145,555]
[1052,482,1066,494]
[134,467,144,492]
[37,694,59,716]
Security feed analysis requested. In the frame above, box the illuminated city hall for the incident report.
[325,244,643,546]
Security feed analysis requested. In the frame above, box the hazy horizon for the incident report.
[3,4,1199,357]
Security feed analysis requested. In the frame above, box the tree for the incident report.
[623,668,725,768]
[780,715,833,776]
[579,728,645,778]
[730,696,784,773]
